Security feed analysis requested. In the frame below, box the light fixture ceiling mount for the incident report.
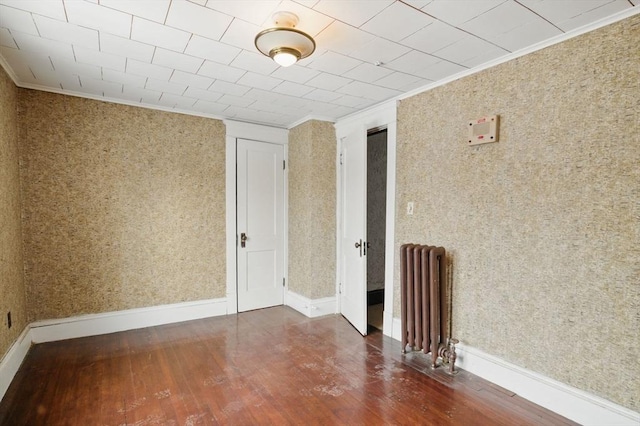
[255,12,316,67]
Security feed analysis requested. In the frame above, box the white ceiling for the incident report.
[0,0,637,128]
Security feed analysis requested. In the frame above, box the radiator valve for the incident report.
[438,338,459,375]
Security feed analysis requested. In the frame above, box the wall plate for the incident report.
[468,115,499,146]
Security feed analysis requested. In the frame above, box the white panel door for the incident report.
[340,127,368,335]
[237,139,284,312]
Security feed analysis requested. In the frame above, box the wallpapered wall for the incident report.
[288,120,336,299]
[394,15,639,411]
[18,91,227,322]
[0,67,27,360]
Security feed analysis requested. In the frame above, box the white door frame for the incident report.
[335,101,397,338]
[225,120,288,315]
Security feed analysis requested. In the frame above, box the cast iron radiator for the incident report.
[400,244,458,373]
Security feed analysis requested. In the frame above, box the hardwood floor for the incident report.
[0,307,576,425]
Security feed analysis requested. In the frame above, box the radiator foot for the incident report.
[438,338,459,375]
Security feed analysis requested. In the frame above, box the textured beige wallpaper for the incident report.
[0,67,28,359]
[18,91,227,322]
[288,120,336,299]
[395,15,639,411]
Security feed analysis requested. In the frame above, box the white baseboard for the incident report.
[0,326,32,402]
[391,318,639,426]
[285,290,336,318]
[0,298,227,402]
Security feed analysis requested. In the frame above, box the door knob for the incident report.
[355,239,362,257]
[240,232,248,248]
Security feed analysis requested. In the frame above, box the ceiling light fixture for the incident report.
[255,12,316,67]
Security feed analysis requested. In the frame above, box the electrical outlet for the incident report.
[7,311,11,329]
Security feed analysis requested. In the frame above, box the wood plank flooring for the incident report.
[0,306,576,425]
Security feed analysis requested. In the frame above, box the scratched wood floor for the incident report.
[0,306,576,425]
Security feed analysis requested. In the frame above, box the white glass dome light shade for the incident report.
[255,27,316,67]
[271,47,299,67]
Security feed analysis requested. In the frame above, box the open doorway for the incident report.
[366,129,387,332]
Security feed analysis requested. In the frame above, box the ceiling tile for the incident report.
[270,65,320,84]
[418,60,467,81]
[205,0,280,26]
[152,48,204,73]
[229,50,279,75]
[99,34,155,62]
[236,71,282,90]
[302,88,342,102]
[0,46,53,79]
[519,0,614,24]
[65,1,132,38]
[218,94,256,107]
[126,59,173,80]
[79,76,123,97]
[131,17,191,53]
[305,72,351,90]
[272,81,315,97]
[496,18,562,52]
[184,35,241,65]
[102,68,147,87]
[0,28,17,48]
[331,94,371,108]
[183,86,224,103]
[33,15,99,50]
[11,31,75,60]
[100,0,171,24]
[219,18,263,52]
[432,34,508,66]
[401,0,431,8]
[0,5,38,35]
[361,1,435,42]
[32,69,82,91]
[313,0,394,27]
[385,50,440,76]
[210,79,251,96]
[553,0,631,31]
[197,60,246,83]
[401,21,467,54]
[314,21,375,55]
[292,0,321,8]
[461,1,539,39]
[0,0,66,21]
[145,78,188,95]
[156,92,197,109]
[421,0,506,26]
[347,37,411,64]
[170,70,214,89]
[166,0,233,41]
[191,99,229,115]
[343,63,393,83]
[122,85,162,102]
[337,80,400,101]
[51,57,102,79]
[74,46,126,71]
[372,71,423,90]
[306,51,362,74]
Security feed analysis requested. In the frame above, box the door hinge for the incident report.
[283,160,286,170]
[283,278,286,287]
[339,153,343,165]
[339,283,342,294]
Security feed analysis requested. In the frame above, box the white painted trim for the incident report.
[285,290,337,318]
[224,120,289,315]
[0,326,31,401]
[29,298,227,344]
[390,318,639,425]
[0,299,227,401]
[335,100,398,337]
[287,114,336,130]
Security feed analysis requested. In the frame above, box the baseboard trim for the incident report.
[29,298,227,344]
[391,318,639,425]
[285,290,336,318]
[0,326,32,402]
